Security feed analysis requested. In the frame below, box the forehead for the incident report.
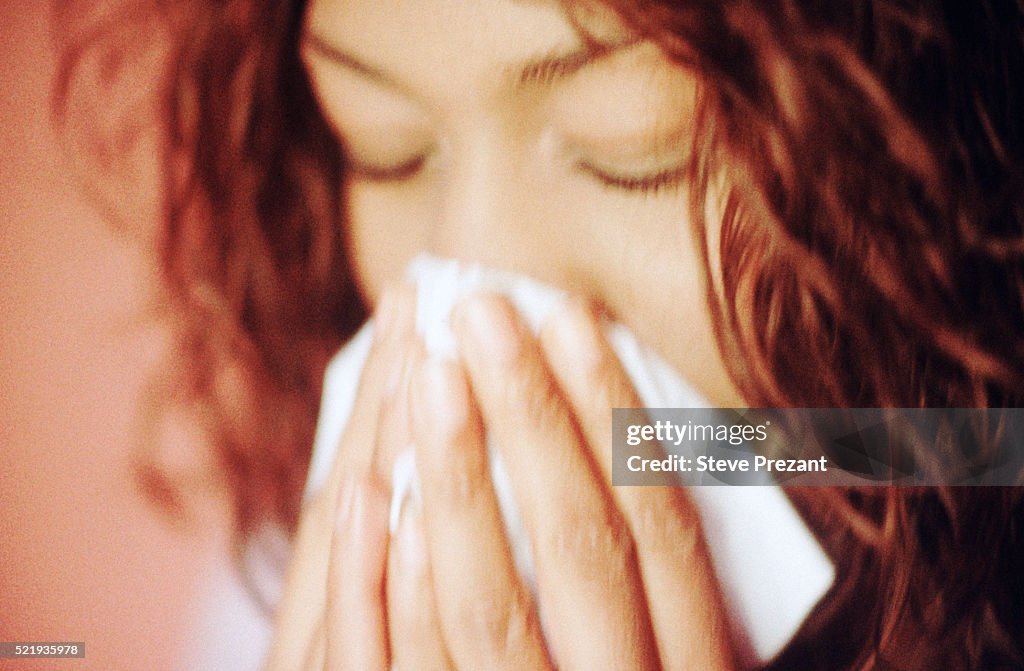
[304,0,628,101]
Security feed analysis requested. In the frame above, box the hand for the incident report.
[324,293,738,670]
[265,284,420,670]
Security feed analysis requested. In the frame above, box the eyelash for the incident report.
[346,153,686,194]
[345,155,428,182]
[576,161,688,194]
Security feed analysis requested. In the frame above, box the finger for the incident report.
[386,491,454,671]
[326,473,392,671]
[380,346,453,671]
[410,355,552,671]
[540,301,736,671]
[324,282,418,503]
[265,285,417,670]
[321,297,419,671]
[453,295,659,671]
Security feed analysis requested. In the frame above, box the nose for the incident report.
[426,128,574,288]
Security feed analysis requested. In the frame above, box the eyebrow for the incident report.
[302,31,637,92]
[514,38,637,86]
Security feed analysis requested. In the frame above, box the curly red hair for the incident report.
[58,0,1024,667]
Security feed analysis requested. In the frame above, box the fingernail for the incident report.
[376,284,416,346]
[543,299,603,371]
[456,296,522,364]
[413,355,469,436]
[389,450,420,533]
[382,345,413,401]
[335,475,359,533]
[373,290,399,345]
[393,485,424,569]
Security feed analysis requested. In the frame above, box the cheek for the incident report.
[340,172,739,404]
[343,181,432,305]
[580,192,740,405]
[575,187,698,326]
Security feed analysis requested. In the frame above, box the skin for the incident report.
[301,0,740,406]
[267,0,742,669]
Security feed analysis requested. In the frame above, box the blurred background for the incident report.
[0,2,249,668]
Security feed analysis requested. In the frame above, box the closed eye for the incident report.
[345,154,429,182]
[576,160,688,194]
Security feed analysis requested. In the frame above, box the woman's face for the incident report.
[302,0,740,405]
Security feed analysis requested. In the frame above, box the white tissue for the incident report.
[305,255,834,668]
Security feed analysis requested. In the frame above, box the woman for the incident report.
[59,0,1024,668]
